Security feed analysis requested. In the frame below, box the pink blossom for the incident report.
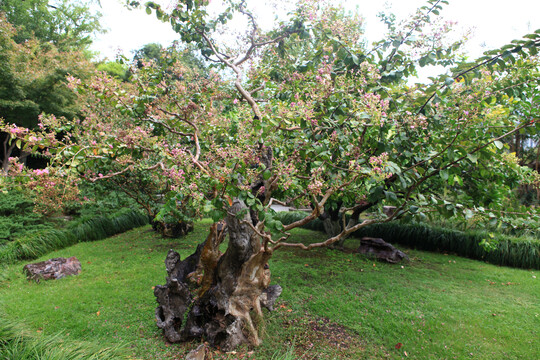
[33,169,50,176]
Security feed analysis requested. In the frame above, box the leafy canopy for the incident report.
[3,0,540,244]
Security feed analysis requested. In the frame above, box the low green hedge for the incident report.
[275,211,540,270]
[0,209,148,265]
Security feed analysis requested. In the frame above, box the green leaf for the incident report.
[467,153,478,163]
[209,210,224,222]
[440,169,449,181]
[385,191,398,202]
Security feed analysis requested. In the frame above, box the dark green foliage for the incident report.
[0,186,140,245]
[0,191,53,244]
[76,183,144,218]
[133,43,163,64]
[275,211,540,269]
[67,208,148,242]
[353,222,540,270]
[0,209,148,264]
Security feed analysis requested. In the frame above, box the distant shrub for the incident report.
[0,191,54,243]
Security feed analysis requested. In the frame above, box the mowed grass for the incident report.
[0,220,538,360]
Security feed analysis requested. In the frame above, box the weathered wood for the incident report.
[23,257,82,282]
[154,201,281,351]
[356,237,408,263]
[185,344,208,360]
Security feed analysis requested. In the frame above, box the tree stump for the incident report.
[154,200,282,351]
[356,237,408,263]
[23,257,82,282]
[152,220,194,238]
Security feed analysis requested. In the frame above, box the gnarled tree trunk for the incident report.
[320,202,342,245]
[154,200,281,351]
[323,201,374,248]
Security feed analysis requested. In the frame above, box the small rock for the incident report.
[356,237,408,263]
[23,257,81,282]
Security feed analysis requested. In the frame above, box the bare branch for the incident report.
[274,218,379,251]
[142,115,194,137]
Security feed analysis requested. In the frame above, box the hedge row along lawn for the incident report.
[276,211,540,270]
[0,220,538,359]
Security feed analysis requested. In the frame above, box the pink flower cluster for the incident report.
[66,75,82,90]
[369,152,392,178]
[396,111,428,130]
[8,125,29,137]
[33,169,50,176]
[166,168,185,183]
[361,93,390,126]
[369,152,388,166]
[307,179,324,196]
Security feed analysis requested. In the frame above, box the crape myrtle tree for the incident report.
[4,0,540,350]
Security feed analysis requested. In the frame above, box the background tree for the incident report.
[0,15,94,173]
[0,0,103,51]
[133,42,208,76]
[0,0,102,173]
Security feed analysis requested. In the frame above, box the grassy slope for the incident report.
[0,220,538,360]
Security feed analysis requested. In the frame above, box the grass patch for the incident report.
[0,221,538,359]
[0,313,122,359]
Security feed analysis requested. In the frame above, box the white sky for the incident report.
[90,0,540,61]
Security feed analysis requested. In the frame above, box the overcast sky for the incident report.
[90,0,540,61]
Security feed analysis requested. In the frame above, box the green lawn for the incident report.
[0,220,538,359]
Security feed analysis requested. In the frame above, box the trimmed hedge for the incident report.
[275,211,540,270]
[0,209,148,265]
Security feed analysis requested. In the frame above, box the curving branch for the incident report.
[142,116,194,137]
